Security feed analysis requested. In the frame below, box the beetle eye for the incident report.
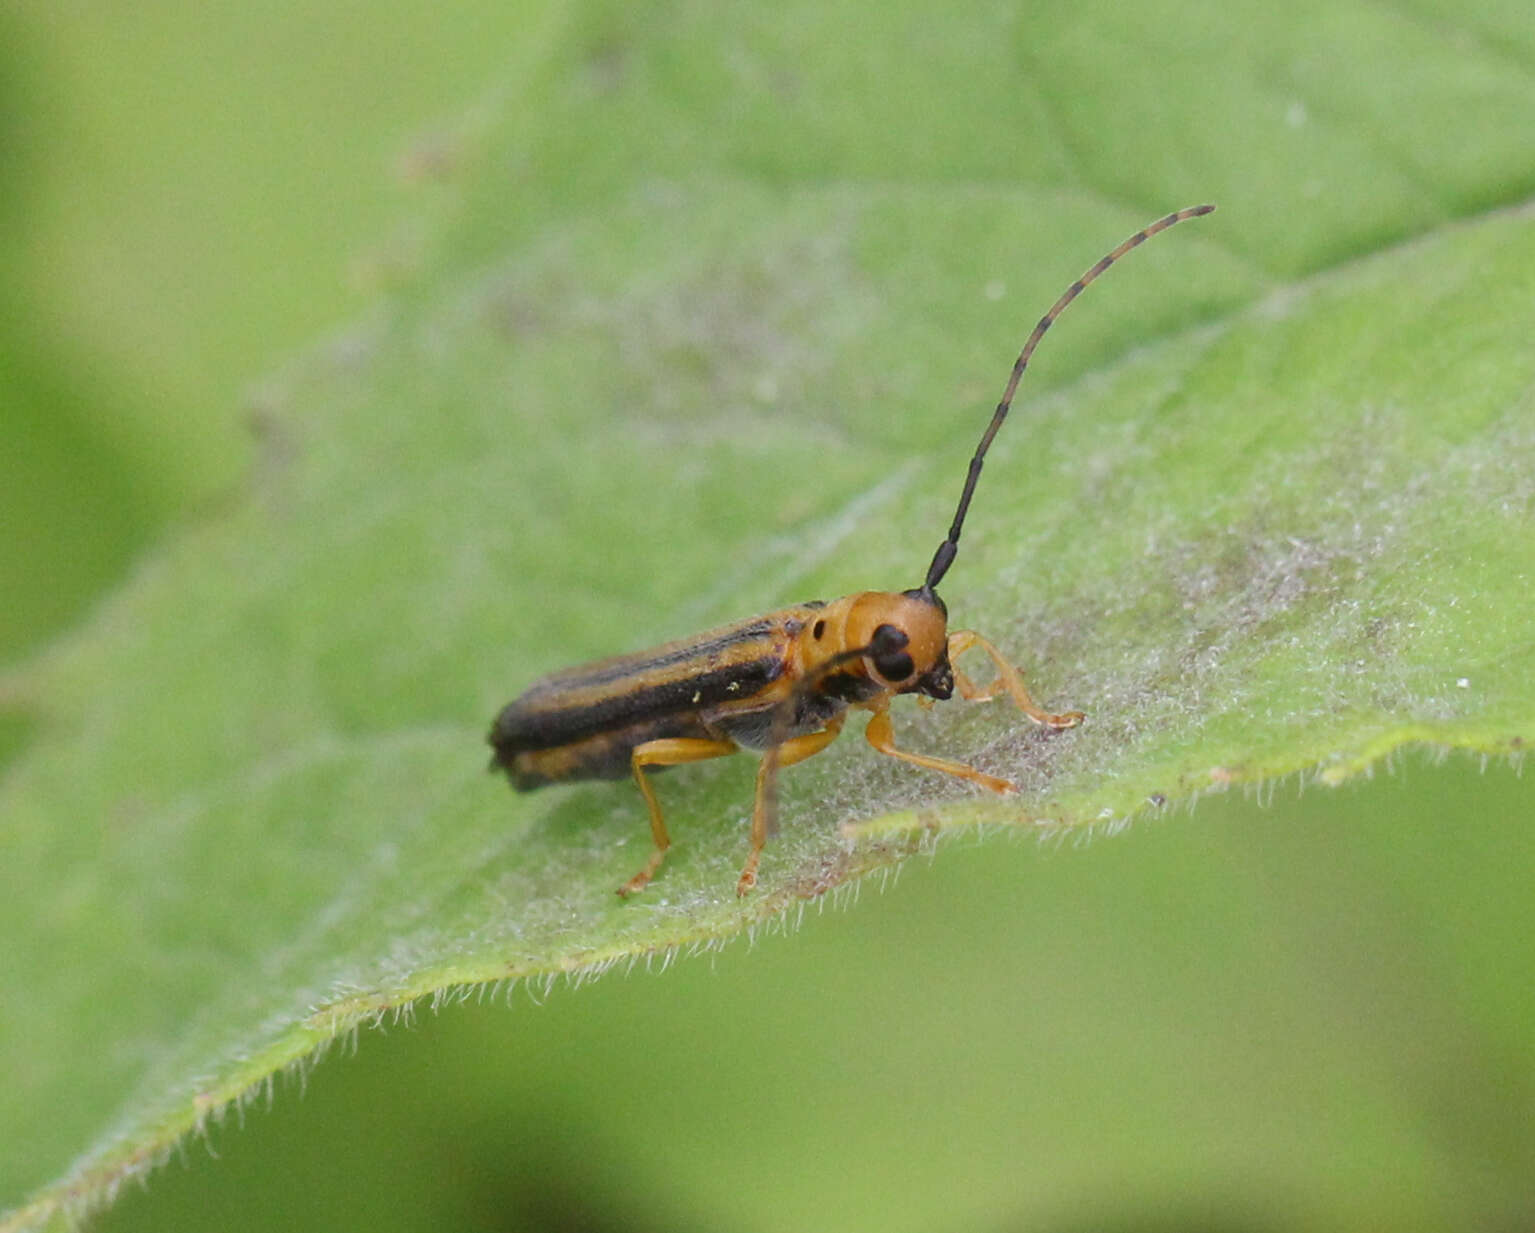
[870,624,915,682]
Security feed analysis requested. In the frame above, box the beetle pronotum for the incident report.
[490,204,1214,896]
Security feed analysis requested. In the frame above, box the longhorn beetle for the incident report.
[490,204,1214,896]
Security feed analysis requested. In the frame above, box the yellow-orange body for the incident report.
[495,592,951,786]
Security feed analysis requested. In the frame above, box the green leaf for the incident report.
[5,0,1535,1227]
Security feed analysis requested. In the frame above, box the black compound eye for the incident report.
[870,624,915,682]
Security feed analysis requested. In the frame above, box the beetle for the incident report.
[490,204,1214,896]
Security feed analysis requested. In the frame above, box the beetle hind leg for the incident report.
[947,629,1084,729]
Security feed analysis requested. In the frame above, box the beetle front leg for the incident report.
[863,705,1014,795]
[946,629,1084,729]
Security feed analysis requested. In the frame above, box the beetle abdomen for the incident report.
[495,712,719,789]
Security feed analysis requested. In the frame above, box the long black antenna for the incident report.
[921,203,1215,594]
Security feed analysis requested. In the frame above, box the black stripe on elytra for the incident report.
[490,652,785,753]
[535,617,782,695]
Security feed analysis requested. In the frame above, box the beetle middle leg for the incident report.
[946,629,1084,729]
[737,714,847,896]
[622,737,739,896]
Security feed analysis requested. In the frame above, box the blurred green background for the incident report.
[2,1,535,662]
[4,1,1533,1230]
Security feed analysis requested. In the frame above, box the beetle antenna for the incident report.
[920,203,1215,594]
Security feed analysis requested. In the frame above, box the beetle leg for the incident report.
[863,705,1014,795]
[622,737,739,896]
[946,629,1084,729]
[738,714,847,896]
